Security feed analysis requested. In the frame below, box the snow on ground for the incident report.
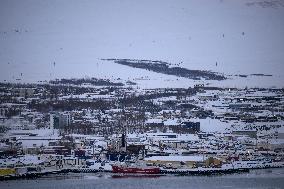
[0,0,284,88]
[8,128,60,137]
[0,155,44,166]
[144,155,204,162]
[188,118,230,132]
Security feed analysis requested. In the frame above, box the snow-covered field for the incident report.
[0,0,284,88]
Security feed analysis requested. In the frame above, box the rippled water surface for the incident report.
[1,168,284,189]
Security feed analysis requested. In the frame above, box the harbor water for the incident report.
[0,168,283,189]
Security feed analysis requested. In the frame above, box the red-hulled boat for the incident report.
[112,165,160,174]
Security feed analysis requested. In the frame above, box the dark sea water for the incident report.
[1,168,284,189]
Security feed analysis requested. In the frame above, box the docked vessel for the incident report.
[112,165,160,174]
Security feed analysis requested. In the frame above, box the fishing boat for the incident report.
[112,163,160,174]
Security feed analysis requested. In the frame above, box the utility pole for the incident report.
[93,141,95,159]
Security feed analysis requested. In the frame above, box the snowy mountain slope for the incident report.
[0,0,283,88]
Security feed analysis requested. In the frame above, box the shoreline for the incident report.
[3,164,284,181]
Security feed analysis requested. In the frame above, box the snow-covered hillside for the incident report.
[0,0,284,88]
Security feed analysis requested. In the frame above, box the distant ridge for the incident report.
[102,59,226,81]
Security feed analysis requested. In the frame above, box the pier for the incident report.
[0,167,250,180]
